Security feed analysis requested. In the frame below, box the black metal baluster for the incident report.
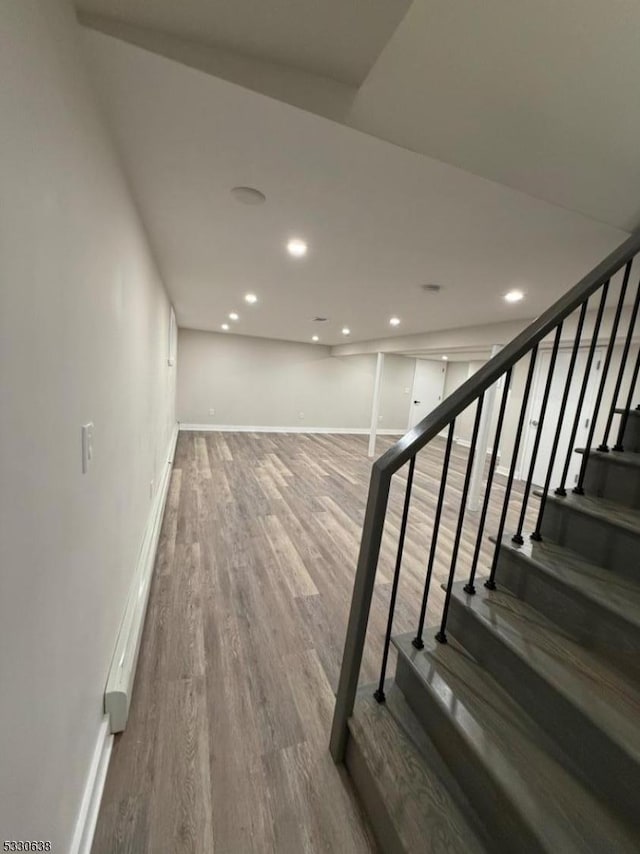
[485,346,538,590]
[614,345,640,452]
[532,302,588,540]
[555,281,610,496]
[575,271,631,492]
[600,269,640,451]
[412,422,455,650]
[464,368,512,594]
[436,394,484,644]
[374,455,416,703]
[512,325,563,545]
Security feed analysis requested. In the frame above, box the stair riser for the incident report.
[539,500,640,582]
[497,548,640,685]
[449,596,640,829]
[581,455,640,509]
[395,652,543,854]
[620,413,640,452]
[345,732,405,854]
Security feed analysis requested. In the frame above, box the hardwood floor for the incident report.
[92,431,534,854]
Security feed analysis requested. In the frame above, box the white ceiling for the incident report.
[78,0,640,233]
[82,29,628,346]
[75,0,411,85]
[349,0,640,231]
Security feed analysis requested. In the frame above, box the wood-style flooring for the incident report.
[92,431,534,854]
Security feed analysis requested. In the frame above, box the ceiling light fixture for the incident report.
[504,289,524,303]
[230,186,266,205]
[342,327,351,336]
[442,355,448,361]
[229,312,239,321]
[389,316,401,326]
[312,335,319,342]
[244,293,258,304]
[221,323,230,331]
[287,238,308,258]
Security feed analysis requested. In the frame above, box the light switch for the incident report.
[82,422,94,473]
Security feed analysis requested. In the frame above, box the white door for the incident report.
[409,360,447,428]
[522,348,603,489]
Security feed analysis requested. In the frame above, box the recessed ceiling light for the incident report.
[244,293,258,304]
[287,238,308,258]
[342,327,351,336]
[221,323,230,331]
[230,186,266,205]
[442,355,448,361]
[312,335,319,342]
[504,289,524,303]
[229,312,239,321]
[389,316,401,326]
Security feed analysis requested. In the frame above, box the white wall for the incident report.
[178,328,414,430]
[443,340,639,477]
[0,1,176,849]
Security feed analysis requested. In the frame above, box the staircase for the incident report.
[330,233,640,853]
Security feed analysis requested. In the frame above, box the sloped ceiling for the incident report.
[78,0,640,232]
[350,0,640,231]
[75,0,412,85]
[81,29,627,345]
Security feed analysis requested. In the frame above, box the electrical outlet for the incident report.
[209,408,215,416]
[378,415,383,421]
[81,422,94,473]
[299,412,305,420]
[404,387,410,394]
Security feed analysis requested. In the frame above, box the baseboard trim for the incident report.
[69,715,113,854]
[105,422,179,733]
[496,464,513,478]
[455,437,501,456]
[179,423,405,436]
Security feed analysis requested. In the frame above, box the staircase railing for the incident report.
[330,230,640,762]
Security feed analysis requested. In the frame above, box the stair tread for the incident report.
[500,536,640,628]
[576,447,640,468]
[393,633,638,852]
[451,583,640,763]
[349,685,488,853]
[537,489,640,534]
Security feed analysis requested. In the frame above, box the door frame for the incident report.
[408,358,447,429]
[518,345,603,483]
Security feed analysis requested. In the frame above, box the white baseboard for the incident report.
[496,464,517,478]
[105,423,179,733]
[179,423,405,436]
[69,715,113,854]
[456,437,501,456]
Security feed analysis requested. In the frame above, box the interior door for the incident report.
[523,348,603,489]
[409,360,447,428]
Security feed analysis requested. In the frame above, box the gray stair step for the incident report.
[346,685,489,854]
[393,633,638,853]
[496,536,640,683]
[538,489,640,580]
[576,447,640,508]
[448,583,640,828]
[614,407,640,452]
